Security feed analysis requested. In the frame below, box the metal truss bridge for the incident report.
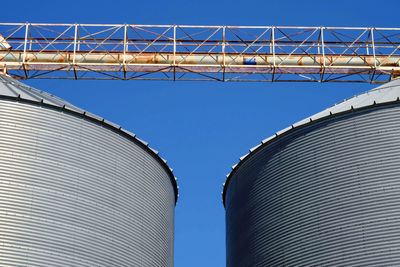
[0,23,399,83]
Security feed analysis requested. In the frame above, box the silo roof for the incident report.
[0,74,178,204]
[223,78,400,207]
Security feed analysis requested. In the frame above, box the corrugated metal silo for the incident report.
[223,80,400,266]
[0,75,178,267]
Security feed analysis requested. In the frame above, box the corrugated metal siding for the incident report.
[226,104,400,267]
[0,99,175,267]
[0,74,178,203]
[223,79,400,207]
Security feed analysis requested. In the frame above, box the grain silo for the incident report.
[223,79,400,266]
[0,74,178,267]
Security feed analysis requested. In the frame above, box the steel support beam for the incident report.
[0,23,399,83]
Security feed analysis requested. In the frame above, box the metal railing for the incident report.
[0,23,399,83]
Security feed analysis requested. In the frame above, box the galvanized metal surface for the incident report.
[224,81,400,266]
[0,75,176,266]
[223,78,400,206]
[0,74,178,202]
[0,23,399,82]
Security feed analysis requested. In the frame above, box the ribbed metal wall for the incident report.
[225,103,400,266]
[0,99,176,266]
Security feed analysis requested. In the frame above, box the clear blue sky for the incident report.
[2,1,398,266]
